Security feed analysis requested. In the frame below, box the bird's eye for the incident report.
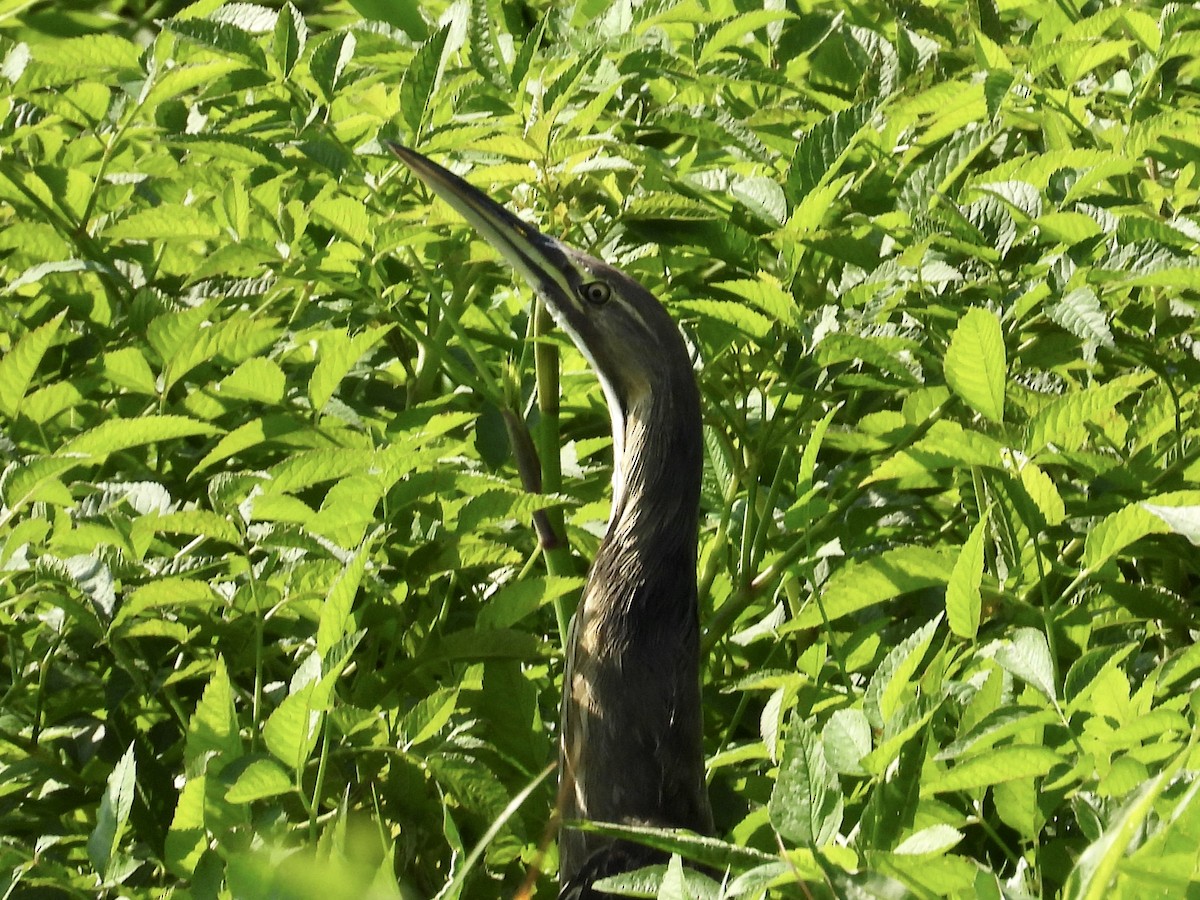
[580,281,611,306]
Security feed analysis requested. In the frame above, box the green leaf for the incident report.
[59,416,219,459]
[1049,288,1114,351]
[928,745,1063,794]
[675,298,773,339]
[343,0,427,37]
[219,357,285,404]
[467,0,508,90]
[224,758,293,803]
[400,686,460,748]
[769,714,842,846]
[310,194,373,246]
[308,30,355,101]
[1025,372,1150,457]
[994,628,1057,702]
[263,681,321,770]
[865,615,941,728]
[185,658,241,776]
[731,175,787,226]
[116,577,221,626]
[308,325,391,412]
[102,347,157,395]
[317,529,377,655]
[712,276,798,328]
[0,310,65,418]
[788,102,876,199]
[166,17,268,69]
[0,455,80,513]
[164,776,207,877]
[865,421,1004,484]
[946,512,988,640]
[476,576,584,630]
[272,3,304,77]
[1141,504,1200,546]
[894,824,963,855]
[106,205,222,242]
[822,707,872,776]
[87,742,136,881]
[1083,492,1200,570]
[786,547,954,630]
[944,307,1006,423]
[698,10,793,65]
[399,25,450,135]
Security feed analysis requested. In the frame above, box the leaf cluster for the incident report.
[1,0,1199,898]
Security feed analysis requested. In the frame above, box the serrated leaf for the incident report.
[309,30,355,101]
[169,133,284,167]
[786,546,954,630]
[769,715,842,846]
[310,194,373,246]
[789,102,876,200]
[625,192,719,221]
[0,455,81,513]
[712,276,797,326]
[116,577,221,626]
[1049,288,1114,350]
[263,681,321,770]
[927,745,1063,793]
[822,708,872,776]
[166,17,268,69]
[317,529,376,655]
[731,175,787,226]
[865,616,941,728]
[59,416,218,459]
[0,310,66,418]
[185,658,241,776]
[400,25,450,135]
[400,686,460,748]
[1083,491,1200,570]
[995,627,1057,702]
[225,758,292,803]
[164,776,207,877]
[467,0,508,90]
[309,325,391,412]
[267,448,374,494]
[698,9,793,65]
[141,509,241,544]
[102,347,157,395]
[895,824,963,855]
[106,205,222,242]
[1017,459,1065,527]
[273,2,305,77]
[947,512,988,639]
[944,307,1006,423]
[220,357,285,404]
[476,575,584,630]
[1025,372,1150,456]
[865,421,1004,484]
[87,742,136,880]
[675,299,773,339]
[1141,504,1200,546]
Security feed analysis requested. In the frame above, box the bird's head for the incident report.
[388,144,692,425]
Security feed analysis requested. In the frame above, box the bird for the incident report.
[389,143,713,897]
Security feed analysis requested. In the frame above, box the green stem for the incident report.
[533,302,572,642]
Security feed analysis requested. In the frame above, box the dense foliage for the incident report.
[2,0,1199,897]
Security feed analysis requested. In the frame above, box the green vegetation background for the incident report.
[1,0,1199,897]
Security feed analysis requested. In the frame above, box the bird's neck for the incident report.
[584,375,703,640]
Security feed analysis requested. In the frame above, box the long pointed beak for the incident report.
[387,142,575,306]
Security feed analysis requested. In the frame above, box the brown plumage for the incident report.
[390,144,712,896]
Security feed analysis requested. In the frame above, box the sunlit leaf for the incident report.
[944,307,1006,423]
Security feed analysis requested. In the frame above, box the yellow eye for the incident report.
[580,281,611,306]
